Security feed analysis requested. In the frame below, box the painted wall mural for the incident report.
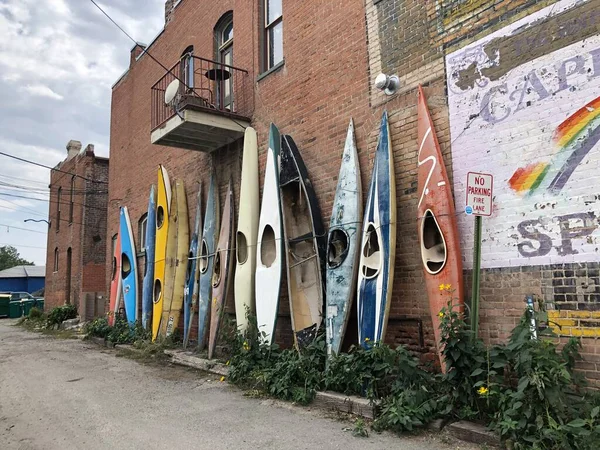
[446,0,600,269]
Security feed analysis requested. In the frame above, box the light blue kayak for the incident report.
[120,206,139,325]
[198,170,219,350]
[141,185,156,330]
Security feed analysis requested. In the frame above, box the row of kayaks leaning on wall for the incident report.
[108,85,464,366]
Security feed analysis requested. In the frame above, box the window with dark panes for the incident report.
[265,0,283,70]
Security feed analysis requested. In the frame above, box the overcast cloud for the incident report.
[0,0,164,265]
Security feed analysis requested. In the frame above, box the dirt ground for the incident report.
[0,319,479,450]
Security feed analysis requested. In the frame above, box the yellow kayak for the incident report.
[152,165,171,341]
[160,179,189,337]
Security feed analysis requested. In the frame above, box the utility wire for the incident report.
[0,242,47,250]
[0,151,108,184]
[0,223,47,234]
[0,192,107,212]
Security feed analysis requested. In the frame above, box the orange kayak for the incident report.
[108,231,122,326]
[417,85,464,371]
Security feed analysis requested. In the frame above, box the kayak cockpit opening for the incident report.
[260,225,276,268]
[121,253,131,278]
[156,205,165,229]
[361,223,381,278]
[212,251,222,287]
[153,279,162,304]
[421,210,447,274]
[200,240,209,273]
[237,231,248,264]
[327,228,349,269]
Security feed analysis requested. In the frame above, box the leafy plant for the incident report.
[28,306,43,320]
[46,304,77,327]
[352,418,369,437]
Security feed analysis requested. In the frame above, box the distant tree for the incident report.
[0,246,34,271]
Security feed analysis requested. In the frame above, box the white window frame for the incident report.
[139,215,148,253]
[265,0,283,70]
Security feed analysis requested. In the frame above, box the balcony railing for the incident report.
[151,55,251,131]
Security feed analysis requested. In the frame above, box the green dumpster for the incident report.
[9,301,23,319]
[0,294,9,317]
[21,300,35,317]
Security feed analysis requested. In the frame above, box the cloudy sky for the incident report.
[0,0,165,265]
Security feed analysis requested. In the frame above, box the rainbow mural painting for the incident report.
[509,95,600,196]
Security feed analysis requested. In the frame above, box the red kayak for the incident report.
[417,85,464,371]
[109,231,122,326]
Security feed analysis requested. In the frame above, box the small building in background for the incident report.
[0,265,45,294]
[44,140,109,320]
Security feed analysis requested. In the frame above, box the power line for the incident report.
[0,242,46,250]
[0,151,108,184]
[0,192,107,212]
[0,223,47,234]
[89,0,188,89]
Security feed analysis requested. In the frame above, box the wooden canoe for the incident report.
[109,231,122,326]
[198,170,220,350]
[417,85,464,370]
[152,165,171,341]
[120,206,139,325]
[326,119,362,357]
[255,124,284,345]
[234,127,259,333]
[208,179,235,359]
[141,184,156,330]
[160,179,189,337]
[357,110,396,346]
[183,185,202,348]
[280,134,326,349]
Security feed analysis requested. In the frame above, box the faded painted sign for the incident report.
[446,0,600,269]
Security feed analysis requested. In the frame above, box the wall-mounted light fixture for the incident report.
[374,73,400,95]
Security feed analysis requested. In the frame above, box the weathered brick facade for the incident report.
[109,0,600,379]
[45,142,108,319]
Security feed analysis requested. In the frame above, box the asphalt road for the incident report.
[0,320,474,450]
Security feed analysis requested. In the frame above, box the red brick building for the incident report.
[109,0,600,377]
[45,140,109,319]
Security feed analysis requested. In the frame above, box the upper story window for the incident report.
[215,12,233,110]
[180,45,194,91]
[69,176,75,224]
[56,187,62,232]
[138,214,148,253]
[53,247,59,272]
[264,0,283,70]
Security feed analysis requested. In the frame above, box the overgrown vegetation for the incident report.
[46,304,77,327]
[226,290,600,448]
[17,305,77,338]
[85,314,150,344]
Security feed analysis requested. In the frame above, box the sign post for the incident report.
[465,172,493,339]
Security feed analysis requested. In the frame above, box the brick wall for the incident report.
[44,145,109,315]
[108,0,600,379]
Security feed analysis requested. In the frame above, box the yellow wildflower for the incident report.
[439,284,445,291]
[438,312,444,318]
[242,340,250,351]
[478,386,488,396]
[220,376,225,382]
[364,337,371,343]
[444,284,452,291]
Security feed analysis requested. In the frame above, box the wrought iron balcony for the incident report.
[150,56,251,152]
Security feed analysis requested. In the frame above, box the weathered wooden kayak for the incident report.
[198,170,219,350]
[417,85,464,370]
[183,185,202,348]
[141,184,156,330]
[326,119,362,357]
[280,134,326,350]
[160,179,189,337]
[120,206,139,325]
[255,124,284,345]
[357,110,396,346]
[152,165,171,341]
[109,231,122,326]
[208,179,235,359]
[234,127,259,333]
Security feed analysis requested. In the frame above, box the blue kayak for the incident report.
[120,206,139,325]
[141,185,156,330]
